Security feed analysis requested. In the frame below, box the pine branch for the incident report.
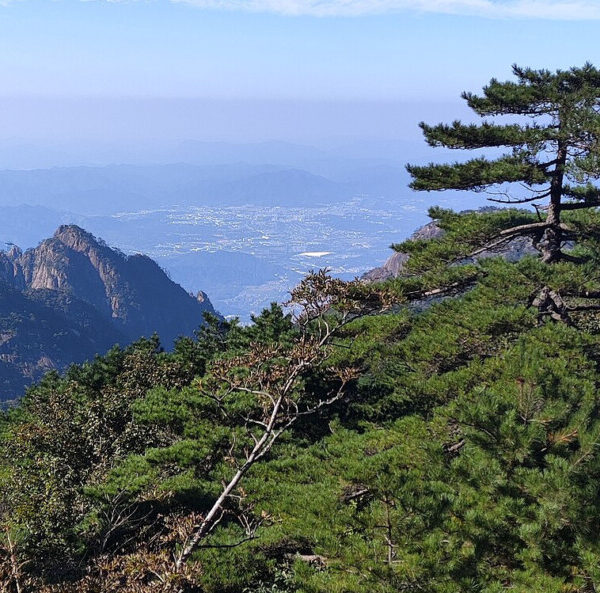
[407,156,548,192]
[560,200,600,210]
[498,221,550,236]
[420,120,554,150]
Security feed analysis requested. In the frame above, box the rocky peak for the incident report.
[0,226,217,345]
[54,224,90,240]
[0,226,220,399]
[6,245,22,260]
[53,224,110,254]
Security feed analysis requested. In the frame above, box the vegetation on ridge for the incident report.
[407,63,600,263]
[3,64,600,592]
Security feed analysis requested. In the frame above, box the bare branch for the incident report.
[171,272,390,572]
[499,221,550,236]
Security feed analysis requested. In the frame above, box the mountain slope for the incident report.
[0,281,127,400]
[0,225,216,400]
[7,207,600,592]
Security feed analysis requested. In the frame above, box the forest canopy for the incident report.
[4,65,600,593]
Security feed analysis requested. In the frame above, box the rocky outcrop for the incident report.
[362,252,410,283]
[362,221,444,282]
[0,225,218,401]
[363,219,538,282]
[2,225,217,344]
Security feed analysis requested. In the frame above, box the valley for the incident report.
[0,192,489,321]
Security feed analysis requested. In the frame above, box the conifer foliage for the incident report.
[407,63,600,262]
[6,64,600,593]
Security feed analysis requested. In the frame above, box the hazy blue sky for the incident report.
[0,0,598,157]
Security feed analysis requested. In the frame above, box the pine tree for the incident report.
[407,63,600,263]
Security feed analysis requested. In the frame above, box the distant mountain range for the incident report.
[0,225,216,401]
[0,143,487,323]
[0,138,434,171]
[0,161,409,215]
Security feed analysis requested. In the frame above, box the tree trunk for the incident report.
[541,141,567,263]
[540,224,561,263]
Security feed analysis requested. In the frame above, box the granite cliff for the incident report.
[0,225,216,401]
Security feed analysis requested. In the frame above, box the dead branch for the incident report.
[499,221,550,236]
[171,271,390,571]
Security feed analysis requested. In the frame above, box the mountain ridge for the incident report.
[0,224,217,400]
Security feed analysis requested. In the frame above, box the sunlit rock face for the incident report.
[0,225,217,401]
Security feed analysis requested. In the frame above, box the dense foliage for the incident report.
[407,63,600,263]
[3,204,600,592]
[5,63,600,592]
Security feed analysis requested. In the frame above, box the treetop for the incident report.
[407,62,600,263]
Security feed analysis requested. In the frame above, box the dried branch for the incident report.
[171,271,391,571]
[499,221,550,236]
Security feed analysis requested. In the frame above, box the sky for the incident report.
[0,0,598,161]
